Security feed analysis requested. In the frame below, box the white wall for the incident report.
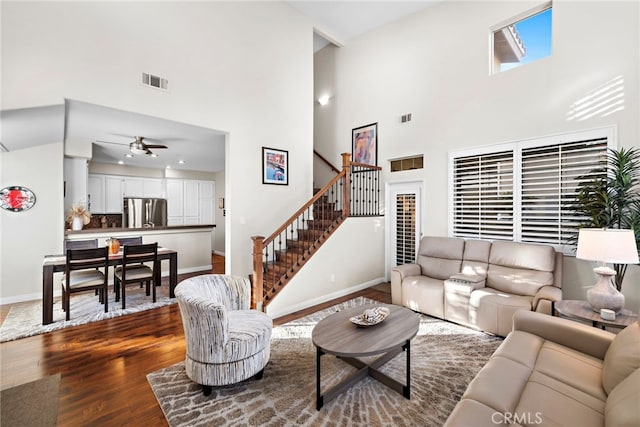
[1,1,314,300]
[0,143,65,303]
[266,217,385,318]
[314,1,640,311]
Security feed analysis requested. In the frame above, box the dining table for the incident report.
[41,247,178,325]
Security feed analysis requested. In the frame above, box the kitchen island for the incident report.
[65,225,215,274]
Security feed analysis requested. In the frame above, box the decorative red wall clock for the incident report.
[0,186,36,212]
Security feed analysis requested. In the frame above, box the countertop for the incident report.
[65,224,215,236]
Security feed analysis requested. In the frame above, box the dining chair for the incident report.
[63,238,98,251]
[111,236,143,289]
[114,242,159,309]
[115,236,143,247]
[61,247,109,321]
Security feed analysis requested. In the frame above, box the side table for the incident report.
[553,300,638,330]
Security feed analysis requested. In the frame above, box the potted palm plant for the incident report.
[571,147,640,291]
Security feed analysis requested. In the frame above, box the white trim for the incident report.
[265,276,385,319]
[385,180,424,280]
[213,250,225,256]
[449,126,617,159]
[490,2,552,33]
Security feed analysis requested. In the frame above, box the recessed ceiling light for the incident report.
[166,165,171,169]
[150,153,158,158]
[118,160,124,165]
[124,153,133,158]
[178,160,185,164]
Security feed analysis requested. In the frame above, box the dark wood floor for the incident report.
[0,254,390,426]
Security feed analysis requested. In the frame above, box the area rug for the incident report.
[0,283,175,342]
[1,373,61,427]
[147,297,503,426]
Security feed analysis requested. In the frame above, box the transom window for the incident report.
[492,3,552,74]
[449,127,614,252]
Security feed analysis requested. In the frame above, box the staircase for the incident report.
[251,153,381,310]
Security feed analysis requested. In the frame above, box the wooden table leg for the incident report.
[404,340,411,399]
[169,252,178,298]
[316,347,323,410]
[42,265,54,325]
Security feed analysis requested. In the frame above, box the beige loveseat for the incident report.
[445,310,640,427]
[391,236,562,336]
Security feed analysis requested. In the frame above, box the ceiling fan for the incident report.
[97,136,168,156]
[128,136,168,156]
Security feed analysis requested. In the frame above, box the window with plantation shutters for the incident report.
[449,127,613,252]
[521,138,608,246]
[452,150,514,241]
[395,193,417,265]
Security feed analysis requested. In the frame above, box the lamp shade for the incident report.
[576,228,639,264]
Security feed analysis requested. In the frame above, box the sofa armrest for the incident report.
[391,264,421,305]
[533,285,562,313]
[512,310,614,360]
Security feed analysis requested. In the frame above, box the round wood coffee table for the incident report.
[311,303,420,410]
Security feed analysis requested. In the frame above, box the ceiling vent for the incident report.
[142,73,168,91]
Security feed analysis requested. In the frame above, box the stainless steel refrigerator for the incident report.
[123,198,168,228]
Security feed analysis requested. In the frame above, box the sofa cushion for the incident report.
[460,239,491,276]
[535,341,606,401]
[605,368,640,427]
[487,265,554,296]
[515,374,605,427]
[489,241,556,272]
[487,241,555,296]
[417,236,464,280]
[602,322,640,394]
[469,288,533,336]
[461,356,532,414]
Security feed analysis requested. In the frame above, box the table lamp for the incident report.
[576,228,639,312]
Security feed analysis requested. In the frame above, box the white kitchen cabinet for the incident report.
[184,180,199,217]
[143,179,164,198]
[124,178,143,197]
[65,157,89,214]
[87,175,104,214]
[104,177,124,213]
[88,174,122,214]
[166,180,184,217]
[198,181,215,225]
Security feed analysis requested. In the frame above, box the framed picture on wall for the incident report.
[262,147,289,185]
[352,122,377,166]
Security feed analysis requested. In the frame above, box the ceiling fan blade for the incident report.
[144,144,168,149]
[95,139,128,146]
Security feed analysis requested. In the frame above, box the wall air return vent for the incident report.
[142,73,168,91]
[390,155,424,172]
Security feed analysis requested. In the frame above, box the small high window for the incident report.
[492,4,552,74]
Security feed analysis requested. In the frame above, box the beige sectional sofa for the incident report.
[391,236,563,336]
[445,310,640,427]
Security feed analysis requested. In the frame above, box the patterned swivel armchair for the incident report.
[175,274,272,395]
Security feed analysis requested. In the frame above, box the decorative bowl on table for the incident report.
[350,306,391,327]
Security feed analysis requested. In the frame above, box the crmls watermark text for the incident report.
[492,412,543,425]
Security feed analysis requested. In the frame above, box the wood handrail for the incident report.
[350,161,382,170]
[263,169,346,246]
[314,150,340,174]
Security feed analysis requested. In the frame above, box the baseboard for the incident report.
[213,250,225,256]
[0,265,213,306]
[266,276,386,319]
